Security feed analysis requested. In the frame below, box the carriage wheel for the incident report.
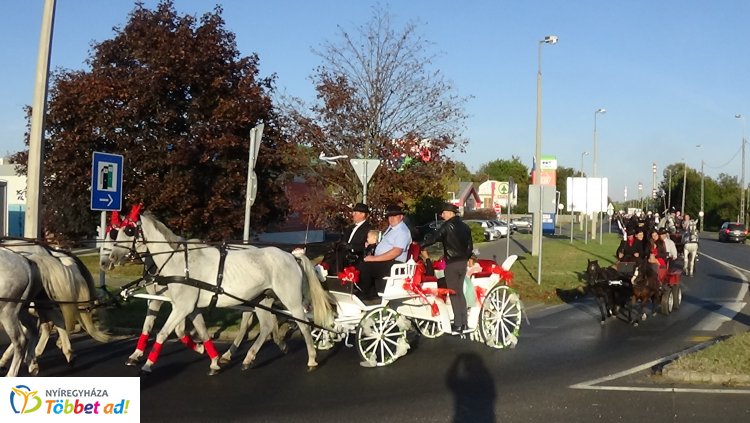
[480,285,522,349]
[356,307,408,367]
[671,285,682,310]
[414,319,444,339]
[660,289,674,315]
[311,327,341,351]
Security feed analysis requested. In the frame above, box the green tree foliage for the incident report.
[475,156,530,212]
[556,166,577,213]
[282,6,470,228]
[13,1,298,241]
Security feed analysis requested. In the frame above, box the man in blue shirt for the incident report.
[356,204,412,301]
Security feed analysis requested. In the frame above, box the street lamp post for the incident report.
[736,114,747,224]
[531,34,557,285]
[681,158,687,215]
[700,159,705,232]
[591,108,606,242]
[651,163,657,211]
[579,151,588,236]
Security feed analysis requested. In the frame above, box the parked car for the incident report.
[510,216,533,233]
[416,221,442,241]
[718,222,747,243]
[492,220,513,236]
[465,219,506,240]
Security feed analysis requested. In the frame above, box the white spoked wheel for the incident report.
[479,285,522,349]
[356,307,409,367]
[671,285,682,310]
[660,289,673,315]
[414,318,444,339]
[311,327,341,351]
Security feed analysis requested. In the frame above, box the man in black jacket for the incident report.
[323,203,372,273]
[420,203,473,334]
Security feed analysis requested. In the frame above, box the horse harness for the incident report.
[125,229,334,333]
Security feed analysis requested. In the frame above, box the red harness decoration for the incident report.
[338,266,360,285]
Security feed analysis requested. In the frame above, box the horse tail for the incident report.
[292,249,334,328]
[52,251,110,343]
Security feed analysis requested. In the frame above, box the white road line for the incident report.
[699,252,749,302]
[692,252,748,330]
[570,343,750,395]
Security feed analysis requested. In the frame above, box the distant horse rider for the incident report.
[682,214,699,276]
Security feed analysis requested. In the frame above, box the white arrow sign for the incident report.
[99,194,114,207]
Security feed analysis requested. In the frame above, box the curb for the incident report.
[662,368,750,386]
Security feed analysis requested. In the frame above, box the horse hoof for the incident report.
[208,368,221,376]
[218,357,230,366]
[138,369,151,377]
[279,344,289,355]
[67,355,77,368]
[125,358,139,367]
[307,365,318,373]
[29,366,39,376]
[241,362,254,371]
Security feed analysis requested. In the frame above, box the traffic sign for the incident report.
[91,152,123,211]
[350,159,381,186]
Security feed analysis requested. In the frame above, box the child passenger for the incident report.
[364,230,379,256]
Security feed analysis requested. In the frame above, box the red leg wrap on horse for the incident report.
[203,339,218,359]
[136,333,149,352]
[147,342,163,363]
[179,335,196,350]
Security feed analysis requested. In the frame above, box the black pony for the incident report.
[627,261,662,326]
[585,260,632,324]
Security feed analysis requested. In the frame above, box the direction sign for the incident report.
[91,152,123,211]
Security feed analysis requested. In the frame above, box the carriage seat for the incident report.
[472,255,517,279]
[406,242,438,283]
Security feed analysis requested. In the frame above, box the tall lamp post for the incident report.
[736,114,747,224]
[531,34,558,284]
[681,157,687,215]
[696,145,704,231]
[591,108,606,241]
[579,151,588,237]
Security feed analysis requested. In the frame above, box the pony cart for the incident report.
[313,253,522,367]
[586,258,682,325]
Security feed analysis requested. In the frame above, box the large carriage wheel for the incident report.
[311,327,343,351]
[671,285,682,310]
[660,288,674,315]
[414,319,444,339]
[479,285,522,349]
[356,307,408,367]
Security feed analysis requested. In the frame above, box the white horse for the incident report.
[99,207,289,370]
[0,240,110,370]
[105,211,325,374]
[0,248,40,376]
[683,222,699,276]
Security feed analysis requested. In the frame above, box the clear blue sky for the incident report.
[2,1,749,204]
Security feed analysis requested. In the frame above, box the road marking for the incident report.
[699,252,749,302]
[570,342,750,394]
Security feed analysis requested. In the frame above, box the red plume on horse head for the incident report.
[127,203,143,223]
[110,211,121,227]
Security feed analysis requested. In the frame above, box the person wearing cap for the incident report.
[322,202,372,274]
[356,204,412,301]
[419,203,473,334]
[658,227,678,261]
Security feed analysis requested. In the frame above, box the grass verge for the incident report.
[668,332,750,379]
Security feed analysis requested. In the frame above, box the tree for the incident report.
[475,156,530,213]
[555,166,577,213]
[282,5,470,228]
[13,1,298,241]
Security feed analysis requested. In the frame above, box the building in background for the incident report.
[0,156,26,237]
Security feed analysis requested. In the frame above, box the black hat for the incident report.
[441,203,459,213]
[657,227,669,235]
[351,203,370,214]
[385,204,405,216]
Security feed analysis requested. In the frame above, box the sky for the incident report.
[2,0,750,203]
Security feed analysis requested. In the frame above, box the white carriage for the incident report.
[312,254,522,367]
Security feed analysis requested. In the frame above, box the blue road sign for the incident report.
[91,152,123,211]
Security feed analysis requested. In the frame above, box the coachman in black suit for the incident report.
[322,203,372,273]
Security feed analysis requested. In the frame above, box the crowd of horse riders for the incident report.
[614,207,700,278]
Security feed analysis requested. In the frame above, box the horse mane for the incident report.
[142,212,193,250]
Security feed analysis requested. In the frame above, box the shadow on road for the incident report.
[445,352,496,423]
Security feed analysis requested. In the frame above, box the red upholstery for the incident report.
[407,242,421,261]
[472,259,498,279]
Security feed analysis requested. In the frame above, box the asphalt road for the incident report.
[3,234,750,422]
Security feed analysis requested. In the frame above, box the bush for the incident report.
[466,222,487,243]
